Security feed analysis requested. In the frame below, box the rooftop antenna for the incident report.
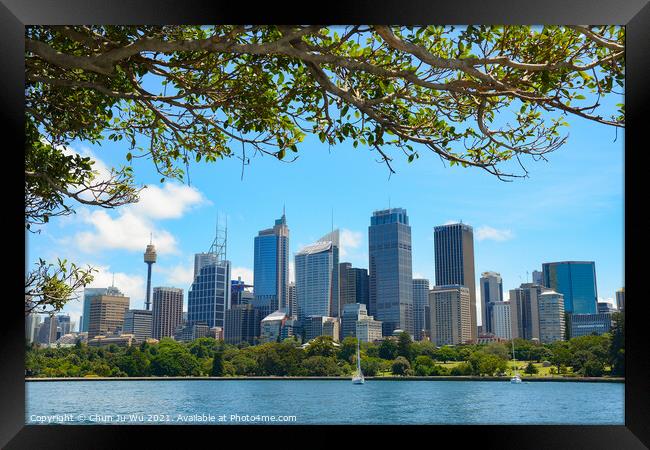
[112,272,115,287]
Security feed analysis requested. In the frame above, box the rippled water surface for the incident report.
[26,380,624,425]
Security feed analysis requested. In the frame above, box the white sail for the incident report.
[352,338,364,384]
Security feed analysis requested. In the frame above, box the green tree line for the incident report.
[26,313,623,378]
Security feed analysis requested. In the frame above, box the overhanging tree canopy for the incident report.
[24,25,625,314]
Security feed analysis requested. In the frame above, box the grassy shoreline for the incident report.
[25,376,624,383]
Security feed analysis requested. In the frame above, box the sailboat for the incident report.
[352,338,365,384]
[510,339,522,384]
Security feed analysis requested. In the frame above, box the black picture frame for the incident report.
[2,1,648,447]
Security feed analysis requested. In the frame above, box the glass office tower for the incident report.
[368,208,414,337]
[542,261,598,314]
[254,213,290,318]
[188,252,231,329]
[295,230,340,321]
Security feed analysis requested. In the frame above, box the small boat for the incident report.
[510,339,522,384]
[352,338,365,385]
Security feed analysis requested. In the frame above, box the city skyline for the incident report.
[26,85,624,330]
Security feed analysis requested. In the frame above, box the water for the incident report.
[26,380,624,425]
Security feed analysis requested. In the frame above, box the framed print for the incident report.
[2,0,649,448]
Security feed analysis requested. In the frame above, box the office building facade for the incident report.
[340,303,369,339]
[538,290,565,343]
[152,287,183,340]
[542,261,598,314]
[429,285,472,346]
[81,286,123,333]
[434,223,477,340]
[356,316,383,343]
[188,253,231,329]
[509,283,541,341]
[615,288,625,311]
[123,309,153,342]
[369,208,414,336]
[490,301,512,340]
[254,214,290,314]
[569,312,613,338]
[412,278,430,341]
[224,304,261,345]
[480,271,503,335]
[295,231,340,321]
[88,292,130,339]
[339,263,370,308]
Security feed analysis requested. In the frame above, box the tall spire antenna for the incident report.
[149,232,152,245]
[283,203,286,217]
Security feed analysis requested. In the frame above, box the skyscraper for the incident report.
[490,301,512,340]
[538,290,565,343]
[81,287,122,333]
[615,288,625,311]
[542,261,598,314]
[88,290,130,339]
[434,222,477,340]
[340,302,369,339]
[188,223,231,329]
[412,278,430,341]
[224,304,261,345]
[152,287,183,340]
[144,237,157,311]
[295,230,340,321]
[509,283,542,340]
[254,213,290,316]
[532,270,544,286]
[480,271,503,335]
[428,285,472,346]
[368,208,413,336]
[339,263,369,308]
[288,282,297,319]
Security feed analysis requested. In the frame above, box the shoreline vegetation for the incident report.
[25,376,624,383]
[26,318,624,381]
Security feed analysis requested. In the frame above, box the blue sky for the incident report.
[27,60,624,332]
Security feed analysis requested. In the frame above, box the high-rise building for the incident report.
[341,303,369,339]
[254,213,290,316]
[542,261,598,314]
[295,230,340,321]
[231,278,254,307]
[25,314,42,344]
[490,301,512,340]
[81,287,122,332]
[532,270,544,286]
[152,287,183,340]
[224,304,261,345]
[429,285,472,346]
[434,222,477,340]
[88,290,130,339]
[615,288,625,311]
[339,263,370,309]
[188,253,231,329]
[56,315,72,339]
[509,283,542,340]
[123,309,153,342]
[288,282,297,319]
[37,315,59,345]
[144,237,157,311]
[368,208,413,337]
[479,271,503,334]
[538,290,565,343]
[412,278,430,341]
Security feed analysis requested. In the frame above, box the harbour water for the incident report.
[26,379,624,425]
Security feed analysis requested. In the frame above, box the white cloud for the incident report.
[339,228,363,259]
[232,266,254,285]
[155,263,195,289]
[476,226,514,242]
[75,209,179,254]
[60,145,208,255]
